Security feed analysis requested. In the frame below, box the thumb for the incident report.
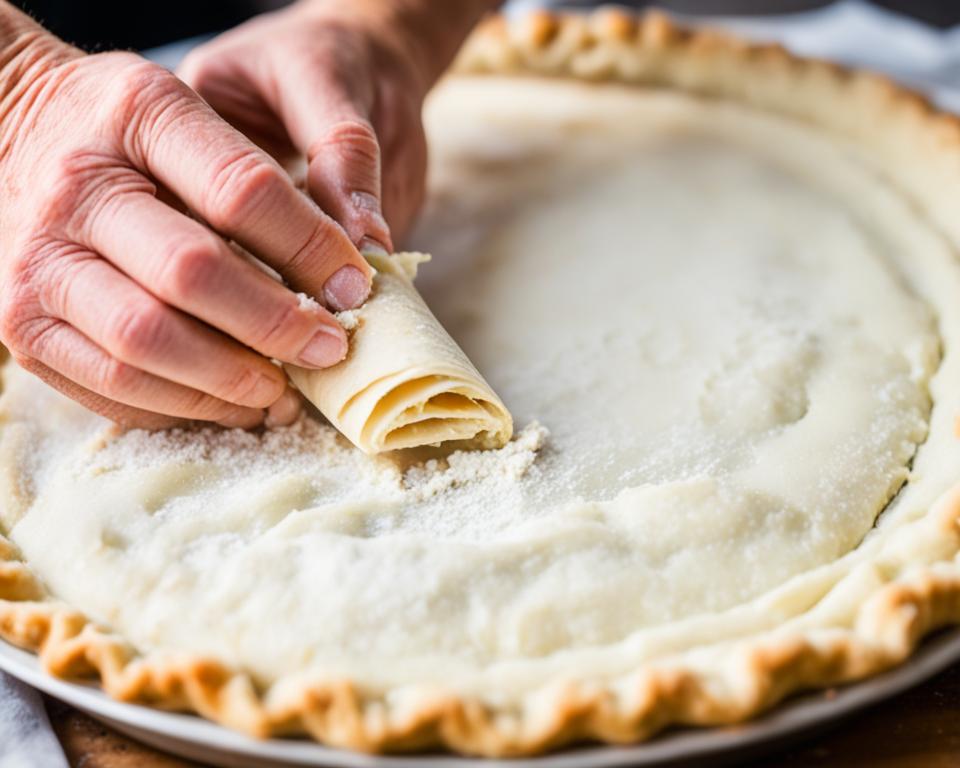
[307,116,393,255]
[277,66,393,254]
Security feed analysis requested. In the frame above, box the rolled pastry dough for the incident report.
[286,252,512,454]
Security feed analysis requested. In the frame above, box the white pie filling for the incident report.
[3,77,960,703]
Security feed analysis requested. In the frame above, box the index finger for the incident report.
[123,67,373,309]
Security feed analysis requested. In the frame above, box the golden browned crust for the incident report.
[4,10,960,757]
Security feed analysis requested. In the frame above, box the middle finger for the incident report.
[86,191,349,369]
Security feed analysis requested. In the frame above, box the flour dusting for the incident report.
[335,309,361,331]
[403,422,547,499]
[296,292,322,312]
[80,413,548,541]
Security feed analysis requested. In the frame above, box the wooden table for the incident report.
[45,662,960,768]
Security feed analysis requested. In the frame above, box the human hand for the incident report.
[0,23,373,430]
[178,0,495,248]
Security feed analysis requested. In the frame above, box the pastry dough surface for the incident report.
[3,77,960,702]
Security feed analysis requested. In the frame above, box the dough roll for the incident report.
[286,252,512,454]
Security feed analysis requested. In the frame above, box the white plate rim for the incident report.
[3,629,960,767]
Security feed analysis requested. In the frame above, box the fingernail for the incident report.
[358,237,390,259]
[351,191,392,246]
[323,265,371,311]
[298,326,348,368]
[218,408,265,430]
[265,387,303,428]
[351,191,388,227]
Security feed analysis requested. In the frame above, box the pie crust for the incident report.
[2,10,960,757]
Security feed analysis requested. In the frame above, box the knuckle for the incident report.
[94,356,139,398]
[45,249,97,322]
[246,301,303,355]
[280,218,343,279]
[44,152,152,240]
[204,153,286,233]
[0,280,40,351]
[317,120,380,167]
[6,315,56,359]
[41,151,106,228]
[0,253,53,353]
[110,58,182,116]
[158,236,223,300]
[0,306,21,350]
[106,301,170,361]
[0,306,30,350]
[105,58,192,160]
[219,365,276,407]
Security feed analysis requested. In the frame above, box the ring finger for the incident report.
[16,316,265,427]
[41,251,288,410]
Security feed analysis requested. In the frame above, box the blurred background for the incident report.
[9,0,960,53]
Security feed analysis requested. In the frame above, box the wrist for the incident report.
[292,0,500,90]
[383,0,502,83]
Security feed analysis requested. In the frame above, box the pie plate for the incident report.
[3,630,959,768]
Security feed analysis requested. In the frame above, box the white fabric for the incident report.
[3,0,958,759]
[505,1,960,108]
[704,0,960,111]
[0,673,68,768]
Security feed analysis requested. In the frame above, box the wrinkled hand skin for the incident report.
[0,0,495,432]
[0,21,375,430]
[178,0,438,250]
